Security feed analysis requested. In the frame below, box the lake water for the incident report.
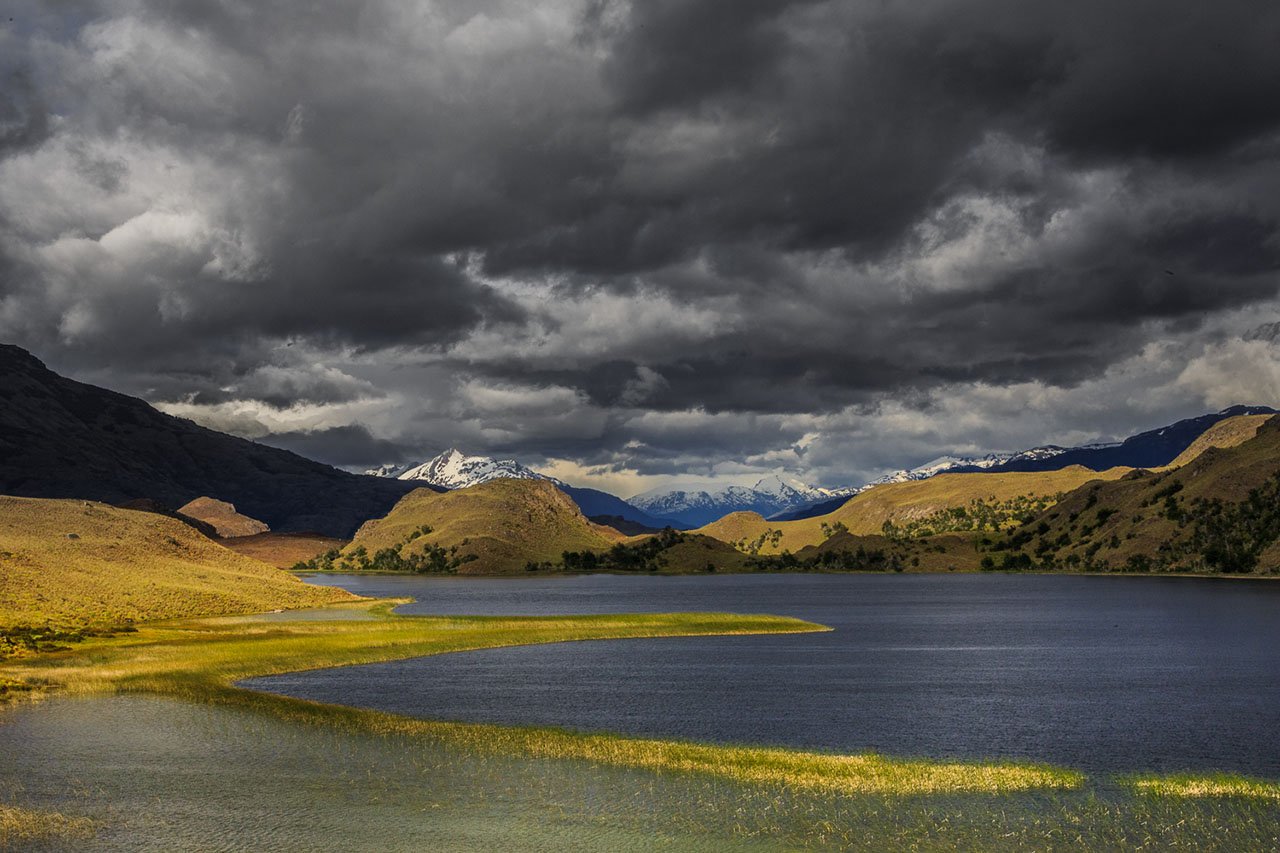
[253,573,1280,776]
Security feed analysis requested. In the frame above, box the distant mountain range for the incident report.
[0,344,418,537]
[628,476,857,528]
[366,448,682,530]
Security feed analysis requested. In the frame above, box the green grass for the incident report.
[0,602,1083,796]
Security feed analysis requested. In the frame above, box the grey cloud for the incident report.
[2,0,1279,484]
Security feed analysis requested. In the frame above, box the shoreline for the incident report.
[4,598,1278,806]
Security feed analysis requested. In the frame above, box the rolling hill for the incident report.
[0,344,418,537]
[994,415,1280,573]
[697,465,1133,556]
[177,497,270,538]
[0,496,351,629]
[341,479,626,574]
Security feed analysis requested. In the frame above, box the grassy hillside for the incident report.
[342,479,624,574]
[1158,413,1272,469]
[0,496,351,632]
[988,416,1280,573]
[698,466,1130,556]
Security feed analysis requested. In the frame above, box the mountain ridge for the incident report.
[0,344,419,538]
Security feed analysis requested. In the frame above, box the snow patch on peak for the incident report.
[373,448,545,489]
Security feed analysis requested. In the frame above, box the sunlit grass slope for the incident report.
[0,603,1082,796]
[345,479,624,573]
[223,531,347,568]
[0,496,351,628]
[1158,413,1273,470]
[0,803,94,845]
[698,466,1130,556]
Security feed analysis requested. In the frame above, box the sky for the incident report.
[2,0,1280,498]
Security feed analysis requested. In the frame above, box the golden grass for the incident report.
[1127,773,1280,800]
[0,602,1083,796]
[699,466,1131,555]
[1159,414,1273,470]
[0,804,94,845]
[346,479,624,573]
[0,496,351,628]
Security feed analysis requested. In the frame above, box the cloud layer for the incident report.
[3,0,1279,492]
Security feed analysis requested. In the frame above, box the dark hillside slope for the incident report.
[0,345,419,537]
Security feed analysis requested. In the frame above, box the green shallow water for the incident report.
[4,696,1280,851]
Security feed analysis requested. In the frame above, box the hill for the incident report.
[221,531,346,569]
[177,497,270,538]
[340,479,624,574]
[0,496,351,631]
[0,344,418,537]
[698,466,1131,556]
[990,415,1280,573]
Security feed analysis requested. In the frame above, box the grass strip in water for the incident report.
[2,601,1086,796]
[1126,772,1280,800]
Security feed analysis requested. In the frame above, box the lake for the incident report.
[251,573,1280,776]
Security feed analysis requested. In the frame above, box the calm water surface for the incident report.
[255,573,1280,776]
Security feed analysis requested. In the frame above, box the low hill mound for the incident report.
[0,496,351,628]
[177,497,270,538]
[344,479,623,574]
[698,466,1130,555]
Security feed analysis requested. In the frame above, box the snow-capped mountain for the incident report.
[629,475,857,528]
[861,447,1068,488]
[376,448,543,489]
[365,448,684,529]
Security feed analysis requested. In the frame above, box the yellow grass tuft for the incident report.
[0,804,94,844]
[1127,773,1280,800]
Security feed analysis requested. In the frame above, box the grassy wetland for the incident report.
[3,593,1280,849]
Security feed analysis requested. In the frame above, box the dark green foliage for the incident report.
[559,528,686,572]
[748,544,903,573]
[1,623,135,658]
[293,528,476,574]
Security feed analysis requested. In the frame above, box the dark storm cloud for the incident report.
[2,0,1280,476]
[258,425,408,468]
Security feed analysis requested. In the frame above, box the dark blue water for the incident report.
[250,573,1280,775]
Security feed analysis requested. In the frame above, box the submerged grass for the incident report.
[0,601,1084,797]
[0,804,94,846]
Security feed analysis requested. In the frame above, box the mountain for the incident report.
[0,344,418,538]
[630,475,857,528]
[0,495,350,628]
[369,448,683,530]
[392,448,543,488]
[341,479,624,574]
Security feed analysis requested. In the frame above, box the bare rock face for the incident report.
[177,497,270,538]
